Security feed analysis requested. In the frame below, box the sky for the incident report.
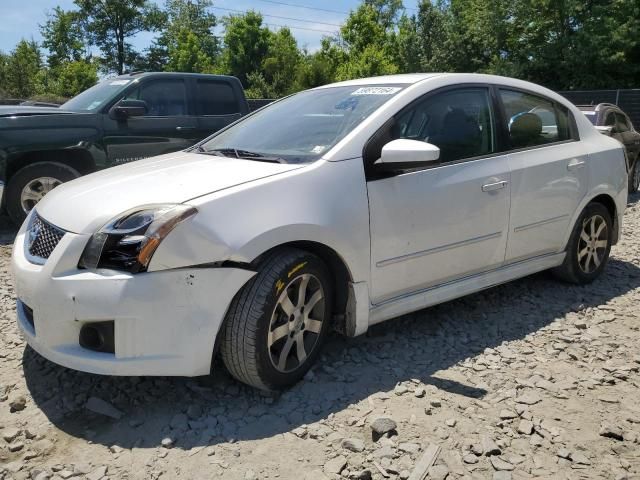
[0,0,421,55]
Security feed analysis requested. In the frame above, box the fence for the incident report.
[559,89,640,129]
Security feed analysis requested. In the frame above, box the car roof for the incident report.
[314,73,570,93]
[316,73,446,88]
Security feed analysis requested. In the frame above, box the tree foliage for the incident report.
[74,0,165,74]
[1,0,638,103]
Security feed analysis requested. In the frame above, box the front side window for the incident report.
[499,89,571,149]
[199,85,405,164]
[196,80,239,116]
[391,88,495,163]
[125,80,188,117]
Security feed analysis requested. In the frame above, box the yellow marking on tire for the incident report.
[275,279,285,294]
[288,262,307,278]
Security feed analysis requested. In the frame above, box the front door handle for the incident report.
[176,126,196,131]
[482,180,508,192]
[567,159,586,171]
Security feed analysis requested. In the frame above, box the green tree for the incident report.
[75,0,165,74]
[221,11,271,87]
[295,39,343,89]
[145,0,218,71]
[334,2,399,81]
[261,28,301,96]
[40,7,86,69]
[166,28,215,72]
[4,40,43,98]
[50,60,99,97]
[0,52,9,98]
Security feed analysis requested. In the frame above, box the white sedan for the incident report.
[12,74,627,390]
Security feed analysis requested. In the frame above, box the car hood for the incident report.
[36,151,304,234]
[0,106,67,117]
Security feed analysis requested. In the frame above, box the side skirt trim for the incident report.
[369,251,565,326]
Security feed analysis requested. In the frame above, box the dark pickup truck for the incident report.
[0,72,249,223]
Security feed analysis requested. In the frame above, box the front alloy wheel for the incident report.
[268,273,326,373]
[20,177,63,213]
[220,248,333,390]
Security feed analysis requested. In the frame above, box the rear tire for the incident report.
[220,248,333,391]
[6,162,80,225]
[629,156,640,194]
[552,202,612,284]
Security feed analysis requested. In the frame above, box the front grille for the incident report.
[27,214,66,261]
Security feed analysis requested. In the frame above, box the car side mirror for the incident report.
[109,99,148,120]
[375,139,440,171]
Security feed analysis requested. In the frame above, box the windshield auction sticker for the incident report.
[351,87,402,96]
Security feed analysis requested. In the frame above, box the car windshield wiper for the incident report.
[198,147,286,163]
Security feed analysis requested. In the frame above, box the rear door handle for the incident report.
[567,159,586,171]
[176,126,196,131]
[482,180,508,192]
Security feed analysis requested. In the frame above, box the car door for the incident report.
[193,78,245,139]
[102,78,200,167]
[498,88,588,262]
[367,87,512,304]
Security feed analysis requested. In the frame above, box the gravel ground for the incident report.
[1,199,640,480]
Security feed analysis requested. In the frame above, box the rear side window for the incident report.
[126,80,188,116]
[499,89,571,149]
[392,88,495,163]
[196,80,239,116]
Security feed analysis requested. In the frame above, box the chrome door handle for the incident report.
[567,159,586,171]
[482,180,508,192]
[176,126,196,131]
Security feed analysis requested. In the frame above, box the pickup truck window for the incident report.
[199,85,405,164]
[125,79,188,117]
[60,79,132,111]
[196,80,239,115]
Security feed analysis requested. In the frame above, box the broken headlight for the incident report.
[79,204,197,273]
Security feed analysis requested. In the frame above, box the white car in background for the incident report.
[12,73,627,391]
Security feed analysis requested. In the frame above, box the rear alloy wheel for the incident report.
[220,248,333,390]
[6,162,80,225]
[552,202,612,284]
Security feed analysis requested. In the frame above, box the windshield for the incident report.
[60,78,134,112]
[199,85,405,163]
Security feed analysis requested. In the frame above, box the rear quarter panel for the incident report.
[562,133,627,248]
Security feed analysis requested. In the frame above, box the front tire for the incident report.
[6,162,80,225]
[220,248,333,390]
[552,202,612,284]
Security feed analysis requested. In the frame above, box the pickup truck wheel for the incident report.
[6,162,80,225]
[552,202,612,284]
[220,248,333,391]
